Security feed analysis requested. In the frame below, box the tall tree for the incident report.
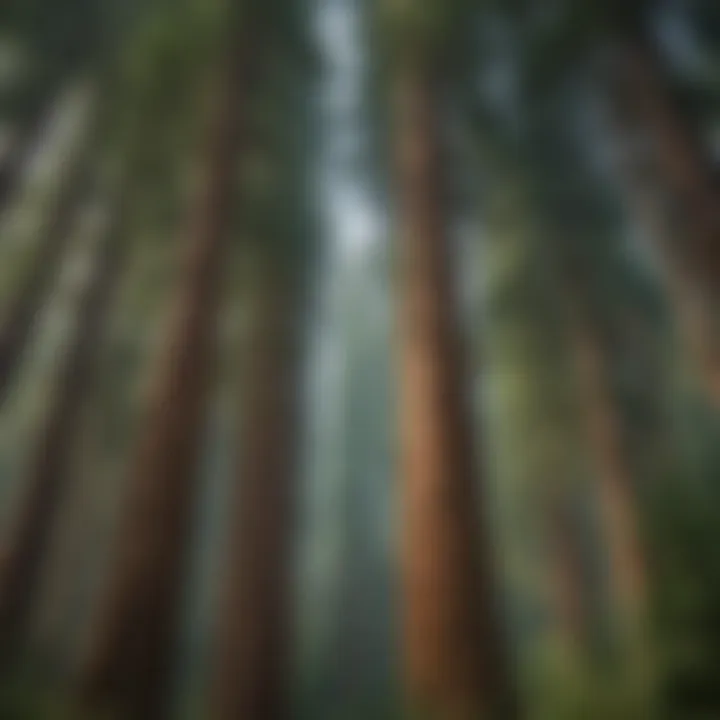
[208,28,317,715]
[209,259,306,720]
[380,2,517,716]
[75,5,250,716]
[0,182,124,673]
[603,43,720,402]
[527,0,720,403]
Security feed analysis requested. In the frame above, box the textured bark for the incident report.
[0,117,93,406]
[0,196,124,673]
[608,35,720,402]
[208,267,303,720]
[391,58,515,720]
[75,37,248,720]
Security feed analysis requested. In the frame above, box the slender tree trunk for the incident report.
[546,491,592,657]
[563,270,648,636]
[391,57,516,720]
[75,34,248,720]
[0,192,123,673]
[0,98,95,406]
[209,264,303,720]
[607,34,720,401]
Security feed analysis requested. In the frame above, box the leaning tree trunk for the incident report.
[0,188,124,674]
[607,33,720,402]
[545,488,593,658]
[209,263,304,720]
[0,99,96,406]
[391,56,516,720]
[75,35,248,720]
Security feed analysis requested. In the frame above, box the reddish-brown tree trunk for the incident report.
[75,37,248,720]
[391,58,516,720]
[608,35,720,402]
[208,266,303,720]
[0,194,124,673]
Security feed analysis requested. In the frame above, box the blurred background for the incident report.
[0,0,719,717]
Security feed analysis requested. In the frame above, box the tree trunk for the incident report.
[325,301,393,716]
[0,193,123,673]
[391,57,516,720]
[546,491,592,657]
[75,36,248,720]
[0,111,94,406]
[564,271,648,638]
[208,265,303,720]
[607,34,720,402]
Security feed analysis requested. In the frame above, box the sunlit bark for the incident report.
[392,56,516,720]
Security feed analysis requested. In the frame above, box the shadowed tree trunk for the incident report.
[562,260,648,642]
[75,28,249,720]
[607,32,720,402]
[0,186,125,674]
[391,56,516,720]
[209,262,304,720]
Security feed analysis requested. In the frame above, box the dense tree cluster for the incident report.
[0,0,718,718]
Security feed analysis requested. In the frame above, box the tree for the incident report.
[380,2,517,716]
[0,179,124,673]
[208,26,317,714]
[75,4,250,716]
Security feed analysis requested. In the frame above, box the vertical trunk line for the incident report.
[392,57,515,720]
[608,35,720,401]
[209,268,303,720]
[75,30,249,720]
[0,193,124,674]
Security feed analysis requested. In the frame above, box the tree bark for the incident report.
[75,35,248,720]
[391,57,516,720]
[0,191,125,674]
[208,265,303,720]
[607,34,720,402]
